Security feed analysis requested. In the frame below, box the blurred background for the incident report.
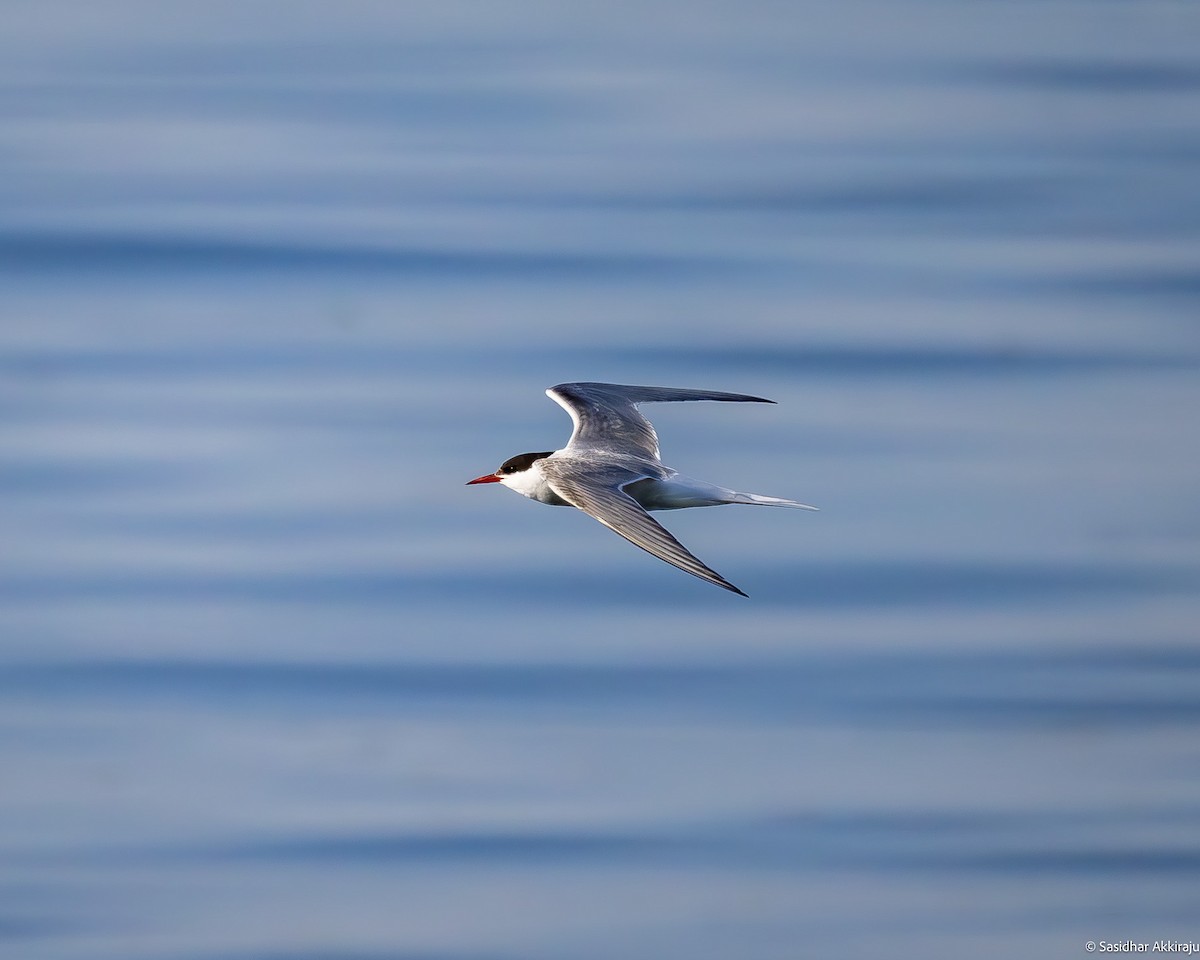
[3,2,1199,958]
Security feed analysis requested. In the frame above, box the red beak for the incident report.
[466,473,501,485]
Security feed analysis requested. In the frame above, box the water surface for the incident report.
[3,2,1200,958]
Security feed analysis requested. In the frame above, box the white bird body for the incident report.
[467,382,816,596]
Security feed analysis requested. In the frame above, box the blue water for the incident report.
[4,2,1200,958]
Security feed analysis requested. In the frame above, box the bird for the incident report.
[466,382,816,596]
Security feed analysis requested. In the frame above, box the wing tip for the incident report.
[695,568,750,597]
[548,382,776,404]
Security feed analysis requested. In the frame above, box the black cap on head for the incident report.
[498,452,554,475]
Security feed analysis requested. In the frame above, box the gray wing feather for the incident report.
[542,459,748,596]
[547,382,774,461]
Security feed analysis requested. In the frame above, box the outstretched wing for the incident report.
[547,382,774,461]
[541,458,748,596]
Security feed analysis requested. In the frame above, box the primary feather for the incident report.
[547,382,773,460]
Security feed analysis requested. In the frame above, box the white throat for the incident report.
[499,461,564,504]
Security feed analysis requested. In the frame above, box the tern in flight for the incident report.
[467,382,816,596]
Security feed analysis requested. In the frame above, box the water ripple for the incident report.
[0,232,742,280]
[956,60,1200,93]
[5,648,1199,730]
[0,558,1191,608]
[57,802,1200,880]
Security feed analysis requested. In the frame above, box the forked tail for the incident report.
[725,491,819,510]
